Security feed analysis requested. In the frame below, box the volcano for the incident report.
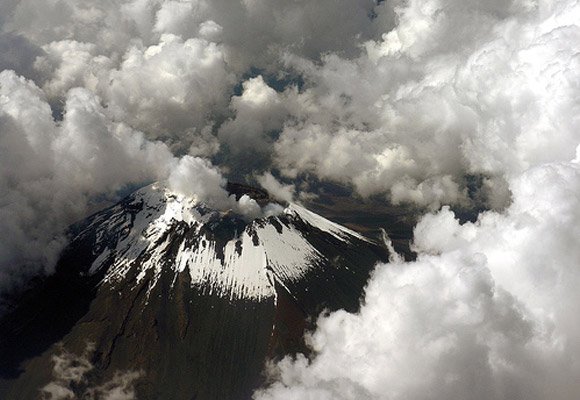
[0,183,389,400]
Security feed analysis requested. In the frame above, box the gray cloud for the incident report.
[268,0,579,208]
[0,70,170,291]
[0,32,44,81]
[218,76,287,154]
[0,0,389,171]
[0,70,257,294]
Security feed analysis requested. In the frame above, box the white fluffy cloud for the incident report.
[219,76,287,153]
[0,0,389,171]
[168,155,285,220]
[34,40,113,98]
[255,152,580,400]
[168,155,230,209]
[0,0,394,178]
[0,70,171,290]
[104,34,235,144]
[0,0,575,271]
[0,71,246,294]
[271,0,580,208]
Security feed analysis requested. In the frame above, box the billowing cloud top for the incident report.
[1,0,579,398]
[255,155,580,400]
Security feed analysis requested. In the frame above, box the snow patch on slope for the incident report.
[287,204,368,242]
[74,184,365,301]
[176,230,273,300]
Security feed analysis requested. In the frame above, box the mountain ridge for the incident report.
[0,182,389,400]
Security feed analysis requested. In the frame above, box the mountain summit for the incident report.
[0,183,389,399]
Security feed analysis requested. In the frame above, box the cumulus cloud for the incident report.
[0,0,392,202]
[255,152,580,400]
[0,70,259,295]
[218,75,287,154]
[34,40,113,99]
[1,0,387,135]
[248,5,580,396]
[270,0,580,208]
[143,0,383,72]
[4,0,136,58]
[0,70,172,291]
[0,0,575,268]
[167,155,231,209]
[0,32,44,81]
[104,34,235,145]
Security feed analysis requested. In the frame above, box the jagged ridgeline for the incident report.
[0,182,389,400]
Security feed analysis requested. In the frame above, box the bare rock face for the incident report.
[0,183,389,400]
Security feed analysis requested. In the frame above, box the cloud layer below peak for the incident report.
[255,152,580,400]
[1,1,579,398]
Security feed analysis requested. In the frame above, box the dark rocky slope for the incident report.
[0,183,389,399]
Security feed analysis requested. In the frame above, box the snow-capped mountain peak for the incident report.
[0,182,389,400]
[72,183,372,301]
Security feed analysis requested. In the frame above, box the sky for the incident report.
[0,0,579,399]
